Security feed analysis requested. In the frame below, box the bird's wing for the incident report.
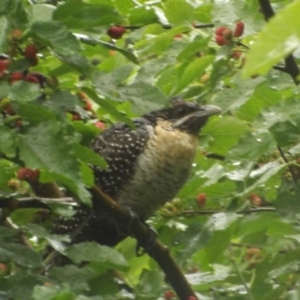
[91,119,151,198]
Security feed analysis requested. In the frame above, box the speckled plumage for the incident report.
[53,101,221,246]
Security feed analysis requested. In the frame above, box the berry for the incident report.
[231,51,242,60]
[109,50,116,56]
[24,44,38,60]
[17,168,40,182]
[12,29,22,40]
[196,193,206,208]
[200,73,210,84]
[71,113,81,121]
[25,74,40,84]
[188,296,198,300]
[107,26,126,39]
[10,72,23,84]
[249,193,262,206]
[215,35,228,46]
[78,91,89,101]
[4,105,15,115]
[215,26,229,36]
[7,179,20,190]
[164,290,175,300]
[83,101,92,111]
[15,120,23,128]
[0,59,9,72]
[234,21,244,37]
[174,34,182,40]
[95,121,105,130]
[222,28,233,41]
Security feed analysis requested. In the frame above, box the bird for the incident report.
[52,100,221,246]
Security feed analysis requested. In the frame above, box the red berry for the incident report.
[95,121,105,130]
[249,193,262,206]
[10,72,23,84]
[188,296,198,300]
[107,26,126,39]
[215,35,228,46]
[12,29,22,40]
[4,105,15,115]
[83,101,92,111]
[164,290,175,300]
[15,120,22,128]
[215,26,229,36]
[17,168,40,182]
[0,59,9,72]
[71,113,81,121]
[24,44,38,59]
[234,21,244,37]
[25,74,40,84]
[196,193,206,208]
[231,51,242,60]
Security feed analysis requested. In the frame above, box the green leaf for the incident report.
[18,121,91,204]
[92,69,168,113]
[164,1,194,25]
[0,242,41,267]
[174,55,214,94]
[9,81,41,103]
[53,2,121,29]
[243,0,300,77]
[66,242,128,270]
[0,16,9,53]
[202,116,249,155]
[0,125,17,157]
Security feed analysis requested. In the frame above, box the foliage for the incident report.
[0,0,300,299]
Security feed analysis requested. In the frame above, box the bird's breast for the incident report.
[116,121,198,219]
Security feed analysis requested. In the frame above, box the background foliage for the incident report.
[0,0,300,299]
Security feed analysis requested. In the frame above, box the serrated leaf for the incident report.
[16,103,56,124]
[9,81,41,103]
[0,125,17,157]
[164,0,194,25]
[66,242,128,269]
[18,121,91,204]
[53,2,121,29]
[0,242,41,268]
[92,69,168,113]
[243,0,300,77]
[202,116,249,155]
[0,16,9,53]
[174,55,214,94]
[73,144,106,168]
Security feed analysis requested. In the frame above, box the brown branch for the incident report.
[258,0,300,84]
[92,186,196,300]
[277,146,298,184]
[124,23,214,30]
[176,207,276,217]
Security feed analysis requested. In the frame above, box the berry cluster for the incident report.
[214,21,245,46]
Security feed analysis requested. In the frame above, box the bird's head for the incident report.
[143,100,221,135]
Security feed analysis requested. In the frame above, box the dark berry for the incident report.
[215,35,228,46]
[107,26,126,39]
[234,21,244,37]
[24,44,38,59]
[196,193,206,208]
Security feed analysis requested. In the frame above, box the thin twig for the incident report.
[176,207,276,217]
[227,245,254,300]
[277,146,298,184]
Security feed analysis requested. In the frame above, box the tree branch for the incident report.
[92,186,196,300]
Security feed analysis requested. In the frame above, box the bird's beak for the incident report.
[173,104,221,129]
[194,105,222,118]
